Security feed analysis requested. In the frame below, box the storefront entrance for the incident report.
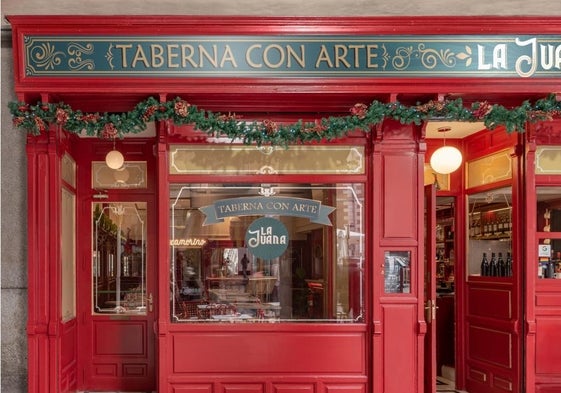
[9,15,561,393]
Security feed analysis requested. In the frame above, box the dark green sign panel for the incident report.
[23,35,561,78]
[199,196,335,226]
[245,217,289,260]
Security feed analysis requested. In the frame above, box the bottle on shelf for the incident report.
[490,252,498,276]
[497,252,506,277]
[505,252,513,277]
[480,252,490,276]
[474,218,481,237]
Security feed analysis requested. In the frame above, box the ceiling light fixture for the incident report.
[429,126,463,175]
[105,139,124,169]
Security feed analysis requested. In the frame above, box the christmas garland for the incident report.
[8,94,561,146]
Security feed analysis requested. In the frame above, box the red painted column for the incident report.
[26,125,63,393]
[156,119,171,392]
[372,119,425,393]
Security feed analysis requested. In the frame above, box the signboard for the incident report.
[199,196,335,225]
[245,217,289,260]
[23,35,561,78]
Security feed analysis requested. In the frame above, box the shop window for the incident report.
[92,161,147,189]
[170,183,365,323]
[169,145,364,175]
[467,187,512,277]
[536,187,561,279]
[92,202,147,314]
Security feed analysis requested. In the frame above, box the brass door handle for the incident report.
[424,300,438,321]
[148,293,153,312]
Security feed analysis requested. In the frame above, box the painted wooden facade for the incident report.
[8,15,561,393]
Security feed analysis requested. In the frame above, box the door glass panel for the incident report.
[92,202,147,314]
[467,187,512,277]
[537,187,561,279]
[170,183,365,323]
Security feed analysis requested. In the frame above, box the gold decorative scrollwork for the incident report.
[392,43,473,71]
[67,42,95,71]
[392,46,414,70]
[257,166,278,175]
[106,44,115,70]
[30,42,65,70]
[418,44,457,69]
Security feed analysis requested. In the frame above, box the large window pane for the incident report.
[170,184,364,323]
[92,202,147,314]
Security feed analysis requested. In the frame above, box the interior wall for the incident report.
[2,2,561,393]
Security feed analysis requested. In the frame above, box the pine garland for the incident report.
[8,94,561,146]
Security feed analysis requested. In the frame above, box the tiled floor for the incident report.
[437,376,467,393]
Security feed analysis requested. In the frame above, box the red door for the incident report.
[424,184,437,393]
[77,197,156,392]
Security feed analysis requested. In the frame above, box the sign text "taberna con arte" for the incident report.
[23,35,561,78]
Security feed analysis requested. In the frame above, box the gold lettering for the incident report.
[334,45,351,68]
[246,44,263,68]
[263,44,285,68]
[348,44,365,67]
[286,45,305,68]
[315,45,333,68]
[167,44,179,68]
[220,45,238,68]
[199,45,218,68]
[367,45,379,68]
[181,44,197,68]
[151,45,165,68]
[115,44,132,68]
[131,45,150,68]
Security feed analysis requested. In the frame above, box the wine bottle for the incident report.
[490,252,498,276]
[497,252,506,277]
[505,252,512,277]
[480,252,490,276]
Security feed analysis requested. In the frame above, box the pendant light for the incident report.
[429,126,462,175]
[105,138,124,169]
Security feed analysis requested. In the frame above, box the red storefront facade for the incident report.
[7,15,561,393]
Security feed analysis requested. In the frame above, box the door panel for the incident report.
[424,184,437,393]
[79,200,156,391]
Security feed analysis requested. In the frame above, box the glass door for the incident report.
[79,201,156,392]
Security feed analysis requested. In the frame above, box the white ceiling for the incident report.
[425,121,486,139]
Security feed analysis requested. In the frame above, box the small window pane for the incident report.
[384,251,411,293]
[92,161,147,189]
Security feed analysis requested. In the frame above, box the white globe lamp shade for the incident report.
[430,146,463,175]
[105,149,125,169]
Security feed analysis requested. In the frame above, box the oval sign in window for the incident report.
[245,217,289,260]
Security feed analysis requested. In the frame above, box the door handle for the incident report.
[148,293,153,312]
[425,299,438,321]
